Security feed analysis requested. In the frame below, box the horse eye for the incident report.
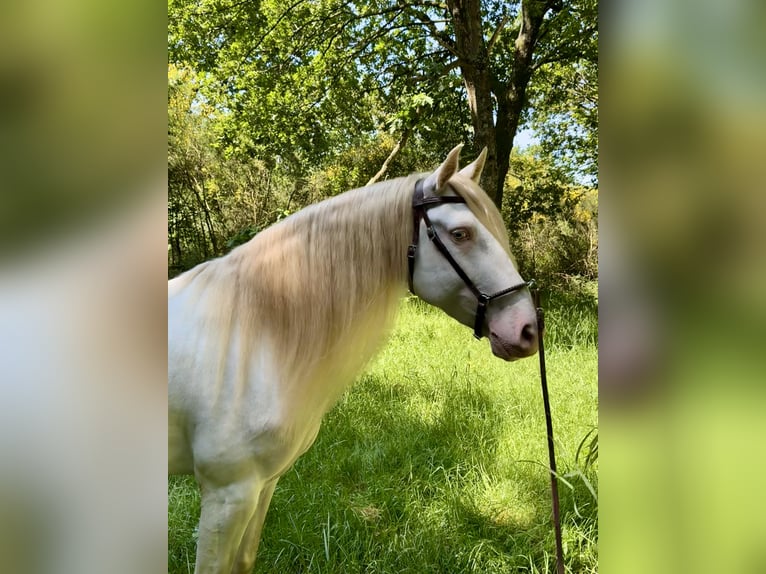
[450,228,471,242]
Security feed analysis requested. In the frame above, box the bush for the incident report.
[502,151,598,292]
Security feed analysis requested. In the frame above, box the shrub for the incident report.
[503,151,598,292]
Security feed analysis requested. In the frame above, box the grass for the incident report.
[169,289,598,573]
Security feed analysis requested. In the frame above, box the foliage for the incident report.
[168,64,296,272]
[527,58,598,182]
[503,148,598,290]
[168,64,219,270]
[525,0,598,182]
[167,0,596,190]
[167,1,598,283]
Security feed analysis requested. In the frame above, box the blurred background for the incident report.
[0,0,764,571]
[601,0,766,572]
[0,1,167,573]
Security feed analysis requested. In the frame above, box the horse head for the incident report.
[410,145,539,361]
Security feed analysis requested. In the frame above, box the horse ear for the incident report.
[458,147,487,183]
[423,144,463,195]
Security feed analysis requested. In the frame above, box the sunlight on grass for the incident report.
[169,289,598,573]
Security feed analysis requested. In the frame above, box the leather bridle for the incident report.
[406,179,533,339]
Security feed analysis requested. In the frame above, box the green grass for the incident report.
[169,291,598,573]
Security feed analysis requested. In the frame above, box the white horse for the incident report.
[168,145,538,574]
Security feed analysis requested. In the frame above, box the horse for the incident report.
[168,145,539,574]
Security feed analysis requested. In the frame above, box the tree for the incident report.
[504,148,598,286]
[525,14,598,182]
[168,63,293,272]
[443,0,597,204]
[168,0,597,207]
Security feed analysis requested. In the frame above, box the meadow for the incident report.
[169,288,598,573]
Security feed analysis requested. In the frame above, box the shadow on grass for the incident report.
[169,293,598,573]
[169,376,596,574]
[247,373,594,573]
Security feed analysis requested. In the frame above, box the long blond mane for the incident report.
[172,171,509,386]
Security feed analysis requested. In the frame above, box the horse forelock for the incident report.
[447,174,513,259]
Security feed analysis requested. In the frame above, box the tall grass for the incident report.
[169,288,598,573]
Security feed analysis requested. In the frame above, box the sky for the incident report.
[513,127,538,150]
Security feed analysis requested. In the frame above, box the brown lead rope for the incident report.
[533,289,565,574]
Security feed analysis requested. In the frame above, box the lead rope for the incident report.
[532,288,565,574]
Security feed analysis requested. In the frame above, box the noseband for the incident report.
[407,179,533,339]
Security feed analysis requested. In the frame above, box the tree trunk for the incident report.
[495,80,530,209]
[448,0,555,209]
[190,176,219,255]
[169,209,183,269]
[494,101,515,210]
[447,0,501,203]
[492,0,550,206]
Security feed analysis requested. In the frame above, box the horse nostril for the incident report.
[521,323,536,345]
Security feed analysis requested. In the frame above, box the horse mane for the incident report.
[172,170,510,388]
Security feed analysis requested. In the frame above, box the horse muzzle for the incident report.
[488,317,539,361]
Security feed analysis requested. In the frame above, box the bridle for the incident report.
[407,179,533,339]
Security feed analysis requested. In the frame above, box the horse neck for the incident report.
[233,176,417,381]
[313,178,415,291]
[294,177,415,330]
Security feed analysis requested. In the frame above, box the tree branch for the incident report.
[238,0,309,68]
[403,5,459,59]
[367,127,412,185]
[487,14,510,55]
